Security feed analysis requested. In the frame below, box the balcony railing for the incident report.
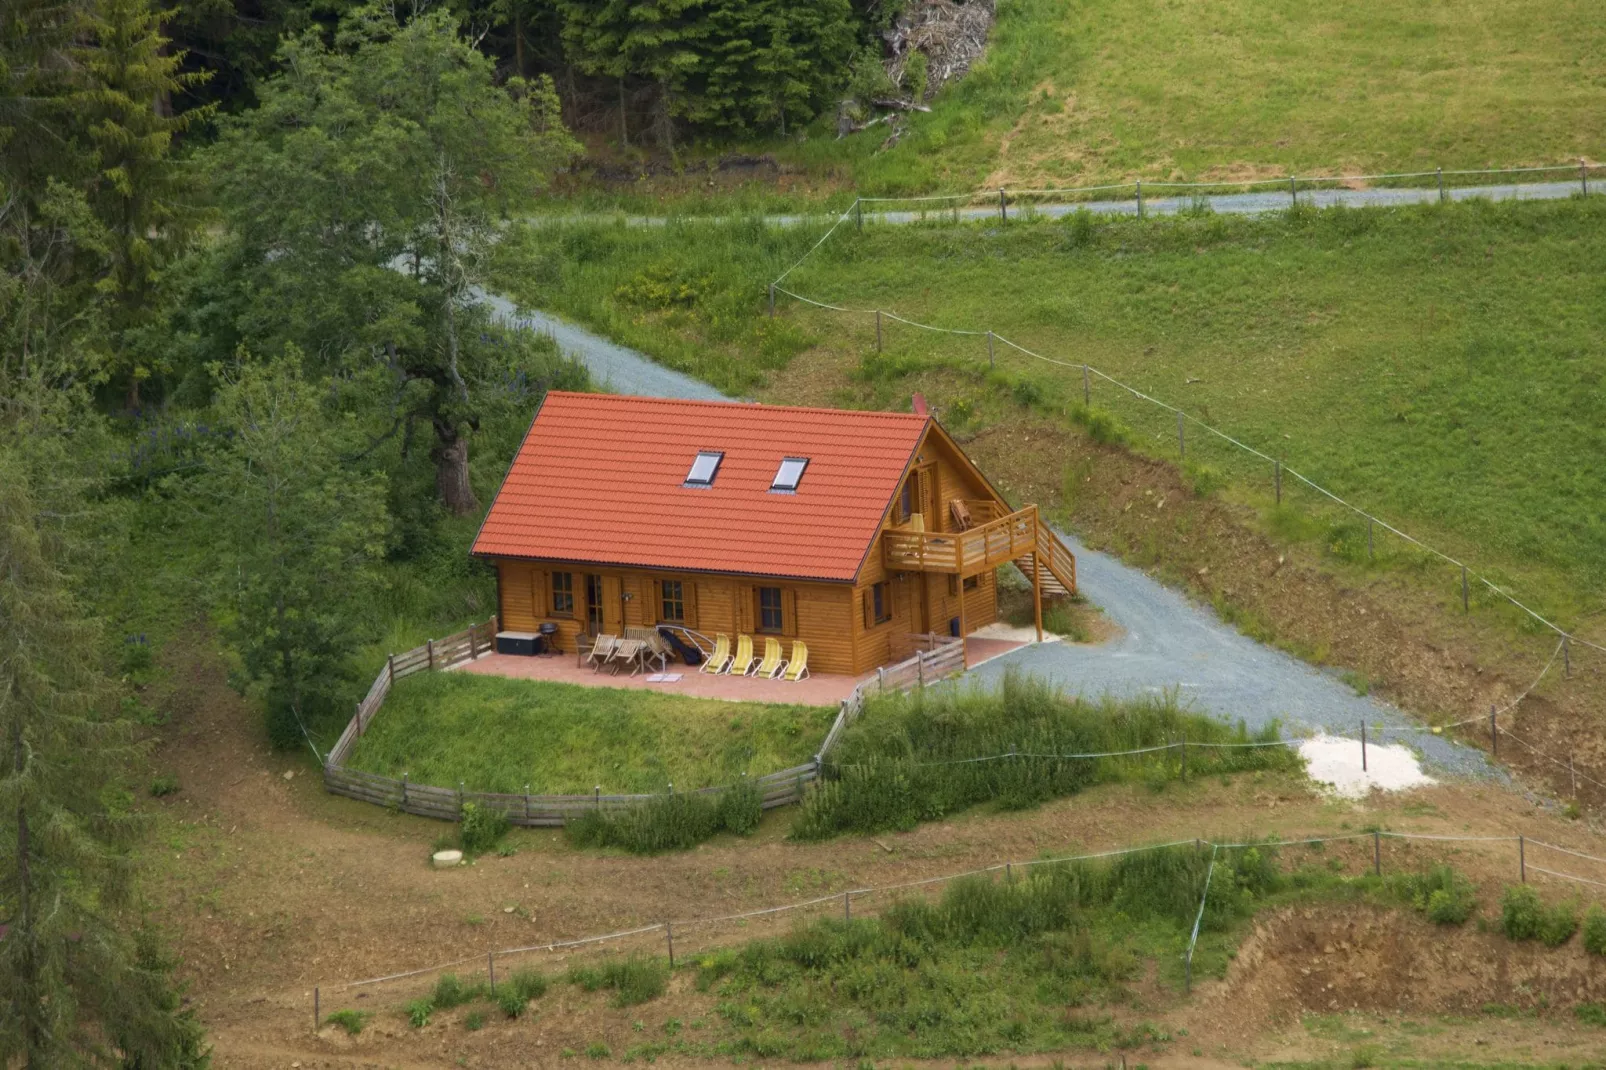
[883,505,1040,575]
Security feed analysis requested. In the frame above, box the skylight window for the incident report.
[685,450,724,487]
[770,457,809,493]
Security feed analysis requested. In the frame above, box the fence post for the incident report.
[401,772,409,808]
[855,198,863,232]
[594,784,601,810]
[875,309,882,352]
[457,780,465,819]
[1570,757,1577,797]
[355,701,363,738]
[1373,830,1381,876]
[469,627,478,660]
[1082,363,1090,406]
[1135,180,1144,218]
[1006,862,1013,884]
[1563,638,1570,679]
[999,188,1007,222]
[524,783,531,824]
[844,890,851,921]
[1489,706,1498,760]
[987,331,995,368]
[1360,721,1367,773]
[488,951,496,995]
[1289,174,1297,205]
[1462,565,1469,612]
[314,986,319,1031]
[1177,411,1185,459]
[1274,460,1282,504]
[665,921,675,967]
[1367,517,1374,560]
[877,665,886,692]
[768,283,775,318]
[1519,835,1526,882]
[1180,735,1188,780]
[388,653,396,685]
[1583,159,1590,197]
[427,638,435,670]
[917,650,926,688]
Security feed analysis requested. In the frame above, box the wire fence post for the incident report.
[1462,565,1469,611]
[1006,862,1014,884]
[524,783,531,824]
[1372,830,1381,876]
[1583,159,1590,197]
[1437,167,1445,203]
[1360,721,1367,772]
[314,986,320,1031]
[457,780,465,820]
[488,951,496,995]
[594,785,601,809]
[1367,516,1374,560]
[1177,411,1185,459]
[875,309,882,352]
[1082,363,1090,406]
[987,330,995,369]
[999,188,1007,222]
[665,921,675,967]
[1490,705,1498,760]
[1135,180,1144,218]
[401,772,409,808]
[1274,460,1282,504]
[843,890,851,922]
[1289,174,1297,205]
[768,283,775,318]
[1519,835,1526,882]
[1563,638,1570,679]
[855,198,863,232]
[1570,757,1577,797]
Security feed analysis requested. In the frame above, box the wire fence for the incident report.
[762,165,1606,808]
[307,824,1606,1028]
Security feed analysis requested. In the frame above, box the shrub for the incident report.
[568,956,668,1007]
[465,1011,485,1031]
[431,972,485,1010]
[1583,905,1606,956]
[405,999,432,1028]
[586,1042,612,1059]
[1501,885,1576,945]
[149,774,180,797]
[497,989,530,1018]
[1577,1002,1606,1027]
[325,1009,369,1035]
[1386,866,1476,925]
[459,802,511,855]
[509,968,549,1002]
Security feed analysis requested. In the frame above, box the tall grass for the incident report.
[565,777,763,854]
[794,668,1292,839]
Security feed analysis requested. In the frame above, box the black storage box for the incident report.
[496,631,539,656]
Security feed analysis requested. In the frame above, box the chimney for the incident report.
[911,392,929,416]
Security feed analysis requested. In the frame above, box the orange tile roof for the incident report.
[472,392,930,582]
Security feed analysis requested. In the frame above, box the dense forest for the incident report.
[0,0,652,1061]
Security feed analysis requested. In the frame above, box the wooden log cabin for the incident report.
[471,392,1077,676]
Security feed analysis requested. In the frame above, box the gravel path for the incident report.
[533,178,1598,229]
[477,283,1493,778]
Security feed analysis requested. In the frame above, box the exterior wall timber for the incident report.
[491,559,858,675]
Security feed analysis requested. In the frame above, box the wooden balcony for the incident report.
[883,505,1041,576]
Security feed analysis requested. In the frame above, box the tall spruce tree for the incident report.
[0,451,208,1068]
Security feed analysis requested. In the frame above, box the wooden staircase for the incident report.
[1014,524,1077,598]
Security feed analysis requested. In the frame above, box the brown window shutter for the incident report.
[782,588,798,636]
[862,588,872,631]
[682,580,698,629]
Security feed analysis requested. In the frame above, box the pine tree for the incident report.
[81,0,213,409]
[0,450,208,1068]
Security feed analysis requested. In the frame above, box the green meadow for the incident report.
[345,673,834,794]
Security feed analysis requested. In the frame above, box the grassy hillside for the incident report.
[582,0,1606,203]
[496,197,1606,629]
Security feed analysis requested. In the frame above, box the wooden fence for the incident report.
[322,622,967,826]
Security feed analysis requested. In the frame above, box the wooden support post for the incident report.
[427,638,434,670]
[1490,705,1498,760]
[875,309,882,352]
[1361,721,1367,772]
[958,573,969,667]
[986,331,995,368]
[665,922,675,967]
[1135,180,1143,218]
[1462,565,1469,611]
[1437,167,1445,203]
[768,283,775,318]
[469,627,477,660]
[1519,835,1526,882]
[1082,363,1090,406]
[1373,830,1381,876]
[1032,544,1044,644]
[998,188,1007,221]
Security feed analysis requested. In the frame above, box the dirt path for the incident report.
[143,632,1606,1068]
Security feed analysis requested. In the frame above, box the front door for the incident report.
[585,574,605,634]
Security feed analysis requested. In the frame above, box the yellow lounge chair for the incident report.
[699,633,731,674]
[725,634,755,676]
[782,641,810,682]
[753,637,784,678]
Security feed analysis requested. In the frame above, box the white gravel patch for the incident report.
[1299,733,1436,799]
[972,622,1062,644]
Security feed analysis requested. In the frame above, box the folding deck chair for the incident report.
[752,637,784,678]
[781,641,810,682]
[724,634,755,676]
[700,633,732,674]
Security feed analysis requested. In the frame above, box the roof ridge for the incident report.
[545,390,930,422]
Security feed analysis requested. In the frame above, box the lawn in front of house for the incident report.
[344,672,836,795]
